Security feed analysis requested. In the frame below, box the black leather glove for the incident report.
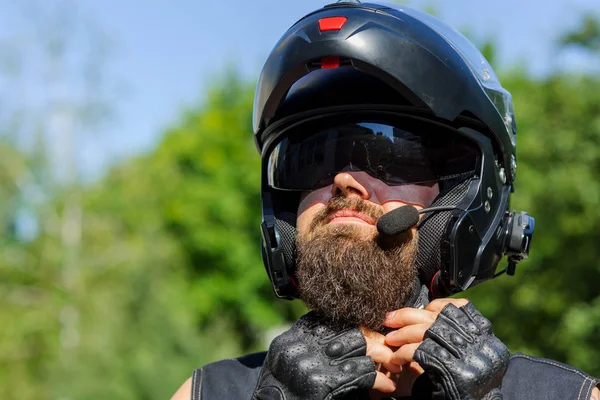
[413,302,510,400]
[252,311,377,400]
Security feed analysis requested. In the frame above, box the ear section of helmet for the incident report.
[260,186,299,299]
[261,214,299,300]
[417,175,477,296]
[430,128,535,296]
[422,127,502,297]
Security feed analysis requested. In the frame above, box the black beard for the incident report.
[296,197,418,331]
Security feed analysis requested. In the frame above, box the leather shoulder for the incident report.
[191,352,267,400]
[501,353,599,400]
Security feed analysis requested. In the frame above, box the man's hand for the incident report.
[383,298,470,361]
[384,299,510,400]
[361,327,423,397]
[364,299,466,397]
[252,311,377,400]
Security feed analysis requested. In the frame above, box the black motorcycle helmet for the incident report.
[254,1,534,300]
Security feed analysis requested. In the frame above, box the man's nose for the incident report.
[332,172,371,200]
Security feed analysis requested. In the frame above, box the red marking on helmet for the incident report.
[321,56,340,69]
[318,16,347,32]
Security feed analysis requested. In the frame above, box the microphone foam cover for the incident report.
[377,205,420,236]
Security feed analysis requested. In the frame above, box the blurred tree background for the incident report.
[1,3,600,399]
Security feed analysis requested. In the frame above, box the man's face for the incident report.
[295,171,439,330]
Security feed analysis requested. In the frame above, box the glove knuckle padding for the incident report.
[253,312,376,400]
[324,328,368,360]
[325,340,345,358]
[332,368,378,399]
[481,337,510,371]
[414,304,510,400]
[462,302,493,334]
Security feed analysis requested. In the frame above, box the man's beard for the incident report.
[296,196,418,331]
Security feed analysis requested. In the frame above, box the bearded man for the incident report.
[171,2,600,399]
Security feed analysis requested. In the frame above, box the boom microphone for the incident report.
[376,206,420,236]
[377,205,458,236]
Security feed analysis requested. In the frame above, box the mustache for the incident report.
[309,196,385,231]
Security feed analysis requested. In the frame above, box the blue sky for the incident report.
[1,0,599,179]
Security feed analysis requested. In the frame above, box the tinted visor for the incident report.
[267,120,480,191]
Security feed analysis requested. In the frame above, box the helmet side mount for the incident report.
[503,211,535,276]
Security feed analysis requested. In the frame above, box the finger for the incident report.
[385,323,430,347]
[383,308,437,328]
[363,328,391,361]
[367,342,394,367]
[362,328,402,374]
[390,343,421,366]
[362,327,386,350]
[373,371,397,393]
[368,344,403,374]
[425,297,469,313]
[407,361,425,376]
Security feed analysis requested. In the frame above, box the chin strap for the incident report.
[404,278,431,309]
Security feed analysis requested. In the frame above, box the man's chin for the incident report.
[296,228,419,331]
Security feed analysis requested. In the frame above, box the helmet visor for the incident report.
[267,120,480,192]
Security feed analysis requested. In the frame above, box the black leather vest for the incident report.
[190,352,598,399]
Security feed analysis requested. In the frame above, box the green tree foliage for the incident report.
[1,74,303,399]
